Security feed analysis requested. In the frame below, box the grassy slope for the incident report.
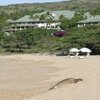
[0,0,100,15]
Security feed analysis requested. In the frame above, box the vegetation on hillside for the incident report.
[0,25,100,55]
[0,0,100,29]
[0,0,100,55]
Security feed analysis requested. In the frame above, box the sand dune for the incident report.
[0,54,100,100]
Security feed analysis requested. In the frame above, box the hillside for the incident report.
[0,0,100,16]
[69,0,100,9]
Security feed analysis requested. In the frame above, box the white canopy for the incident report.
[80,48,91,53]
[69,48,79,53]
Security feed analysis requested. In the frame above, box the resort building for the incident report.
[77,15,100,27]
[5,10,75,33]
[6,15,47,33]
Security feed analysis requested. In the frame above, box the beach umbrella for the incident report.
[80,48,91,53]
[69,48,79,53]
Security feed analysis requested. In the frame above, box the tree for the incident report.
[71,11,86,26]
[39,14,46,20]
[60,11,85,30]
[3,34,15,51]
[0,31,5,47]
[60,17,76,30]
[33,15,40,19]
[12,30,26,52]
[89,7,100,15]
[59,14,66,20]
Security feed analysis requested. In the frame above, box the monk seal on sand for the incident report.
[48,78,83,90]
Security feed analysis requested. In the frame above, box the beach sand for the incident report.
[0,54,100,100]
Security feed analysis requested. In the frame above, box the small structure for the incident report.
[80,47,91,57]
[69,48,79,57]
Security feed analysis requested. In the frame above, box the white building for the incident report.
[77,15,100,27]
[6,10,75,33]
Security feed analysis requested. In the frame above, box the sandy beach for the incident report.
[0,54,100,100]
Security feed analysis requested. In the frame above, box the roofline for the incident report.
[11,20,46,23]
[77,21,100,24]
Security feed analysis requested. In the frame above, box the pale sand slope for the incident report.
[0,54,64,100]
[0,54,99,100]
[23,55,100,100]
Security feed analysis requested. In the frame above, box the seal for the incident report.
[48,78,83,90]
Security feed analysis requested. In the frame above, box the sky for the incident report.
[0,0,69,6]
